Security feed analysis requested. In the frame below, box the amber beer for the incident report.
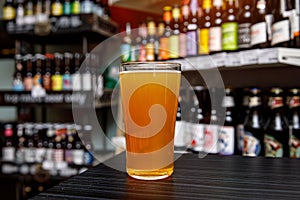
[120,62,181,180]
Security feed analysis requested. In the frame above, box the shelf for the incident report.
[172,48,300,71]
[0,90,115,108]
[5,14,119,45]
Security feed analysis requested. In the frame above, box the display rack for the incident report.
[173,48,300,70]
[0,14,119,200]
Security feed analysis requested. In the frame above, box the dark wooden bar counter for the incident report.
[32,153,300,200]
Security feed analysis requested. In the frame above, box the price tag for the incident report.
[211,52,227,67]
[225,52,241,67]
[31,85,46,98]
[240,50,259,66]
[258,48,278,64]
[187,56,216,70]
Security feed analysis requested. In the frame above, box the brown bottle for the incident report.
[219,88,236,155]
[293,0,300,47]
[159,6,172,60]
[43,54,54,91]
[243,88,265,157]
[237,0,253,50]
[287,88,300,158]
[209,0,223,53]
[251,0,270,48]
[271,0,291,47]
[23,54,34,91]
[264,88,289,158]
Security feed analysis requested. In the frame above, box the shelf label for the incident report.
[258,48,279,64]
[211,53,227,67]
[64,93,87,105]
[225,52,241,67]
[2,92,87,104]
[240,50,259,65]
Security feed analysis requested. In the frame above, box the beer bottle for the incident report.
[265,0,275,46]
[237,0,252,50]
[169,5,180,59]
[72,53,82,91]
[53,125,65,164]
[15,0,25,26]
[183,88,197,151]
[293,0,300,47]
[72,0,81,15]
[63,52,73,91]
[13,54,24,91]
[209,0,223,54]
[159,6,172,60]
[51,0,63,16]
[44,0,52,16]
[221,0,238,51]
[43,124,55,171]
[243,88,265,157]
[285,0,299,47]
[199,0,212,55]
[186,0,199,56]
[15,124,25,164]
[35,0,43,15]
[83,125,94,166]
[120,22,132,62]
[264,88,289,158]
[2,124,16,162]
[73,131,84,166]
[34,53,44,88]
[43,54,54,91]
[139,21,147,62]
[132,22,143,61]
[25,0,34,16]
[174,95,185,150]
[204,88,220,154]
[24,123,36,163]
[81,0,94,14]
[188,87,206,153]
[51,53,63,91]
[65,125,74,165]
[23,54,34,91]
[251,0,270,48]
[287,88,300,158]
[219,88,236,155]
[236,88,250,154]
[154,23,160,61]
[63,0,72,15]
[3,0,16,21]
[146,19,156,61]
[82,54,92,91]
[271,0,291,47]
[34,123,45,163]
[179,2,189,58]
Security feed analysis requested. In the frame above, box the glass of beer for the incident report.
[119,62,181,180]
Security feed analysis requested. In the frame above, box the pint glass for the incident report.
[119,62,181,180]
